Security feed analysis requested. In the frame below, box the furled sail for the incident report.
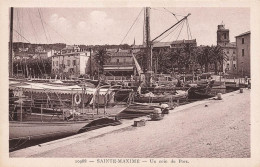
[132,53,143,76]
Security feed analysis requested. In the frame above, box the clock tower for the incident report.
[217,24,230,46]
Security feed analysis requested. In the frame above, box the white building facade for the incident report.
[52,45,91,78]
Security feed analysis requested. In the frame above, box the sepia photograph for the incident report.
[1,1,260,167]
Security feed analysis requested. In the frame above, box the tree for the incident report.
[152,49,169,74]
[183,43,198,73]
[167,47,185,73]
[210,45,227,74]
[198,46,212,72]
[94,48,110,75]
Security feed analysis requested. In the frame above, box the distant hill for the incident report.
[13,42,131,53]
[13,42,66,53]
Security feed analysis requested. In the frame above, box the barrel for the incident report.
[240,88,244,93]
[217,93,222,100]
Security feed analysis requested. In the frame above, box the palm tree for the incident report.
[167,47,185,73]
[210,45,227,74]
[183,43,196,73]
[153,48,170,74]
[194,46,212,73]
[94,48,110,75]
[195,47,204,70]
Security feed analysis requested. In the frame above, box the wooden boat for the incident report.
[188,90,215,99]
[225,85,240,91]
[114,88,133,102]
[123,103,158,113]
[9,89,124,149]
[9,120,91,141]
[133,90,188,103]
[117,103,160,119]
[9,81,115,107]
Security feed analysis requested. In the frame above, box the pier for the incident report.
[10,89,250,158]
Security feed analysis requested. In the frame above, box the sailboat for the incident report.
[8,8,122,149]
[130,7,190,103]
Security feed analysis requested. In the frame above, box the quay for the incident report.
[10,89,250,158]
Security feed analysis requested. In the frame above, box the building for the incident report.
[154,39,197,50]
[222,42,237,74]
[217,24,237,74]
[131,39,197,52]
[103,50,136,76]
[52,45,91,78]
[35,46,46,53]
[236,31,251,77]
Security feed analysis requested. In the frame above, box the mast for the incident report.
[144,7,153,86]
[89,48,92,76]
[9,7,14,77]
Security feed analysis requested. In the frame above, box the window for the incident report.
[56,61,58,66]
[233,51,235,54]
[242,38,244,44]
[242,49,244,56]
[224,33,227,39]
[73,60,76,66]
[227,50,229,54]
[67,60,71,66]
[117,59,119,64]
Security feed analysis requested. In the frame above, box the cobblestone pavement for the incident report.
[30,89,250,158]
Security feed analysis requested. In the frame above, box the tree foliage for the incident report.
[13,57,52,78]
[135,44,227,74]
[94,48,111,74]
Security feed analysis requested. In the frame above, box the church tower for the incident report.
[217,23,230,46]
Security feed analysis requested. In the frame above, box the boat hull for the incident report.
[9,121,90,141]
[134,92,188,103]
[188,90,215,99]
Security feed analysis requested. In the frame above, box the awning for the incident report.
[104,66,134,71]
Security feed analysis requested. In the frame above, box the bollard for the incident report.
[134,119,146,127]
[217,93,222,100]
[240,88,243,93]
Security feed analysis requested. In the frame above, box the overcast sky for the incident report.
[13,7,250,46]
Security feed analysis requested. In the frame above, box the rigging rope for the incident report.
[38,9,49,43]
[155,20,183,43]
[13,29,31,43]
[176,20,185,41]
[186,18,193,39]
[26,9,39,43]
[185,19,190,40]
[35,14,70,44]
[163,7,179,21]
[151,8,185,17]
[120,8,143,45]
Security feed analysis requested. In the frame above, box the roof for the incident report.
[153,42,172,48]
[221,42,236,48]
[236,31,251,38]
[171,39,196,44]
[104,66,134,71]
[153,39,196,48]
[62,45,80,50]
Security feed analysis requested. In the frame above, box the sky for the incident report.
[13,7,250,46]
